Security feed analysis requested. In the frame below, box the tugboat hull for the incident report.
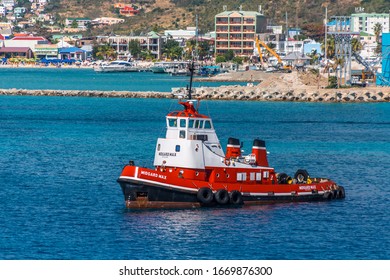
[118,177,345,209]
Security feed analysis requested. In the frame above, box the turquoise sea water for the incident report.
[0,95,389,260]
[0,68,249,92]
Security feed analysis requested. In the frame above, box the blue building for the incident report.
[376,33,390,86]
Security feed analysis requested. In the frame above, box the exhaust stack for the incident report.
[225,137,241,159]
[252,139,269,167]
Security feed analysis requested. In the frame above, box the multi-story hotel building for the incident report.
[215,10,266,56]
[351,12,389,34]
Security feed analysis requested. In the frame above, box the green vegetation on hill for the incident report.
[43,0,390,36]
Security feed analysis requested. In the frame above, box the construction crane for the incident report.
[255,37,292,73]
[352,51,376,84]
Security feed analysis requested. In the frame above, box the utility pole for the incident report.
[324,6,328,62]
[285,12,288,54]
[195,14,199,61]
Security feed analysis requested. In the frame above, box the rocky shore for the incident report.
[1,71,389,102]
[1,86,388,102]
[0,89,172,98]
[173,85,390,102]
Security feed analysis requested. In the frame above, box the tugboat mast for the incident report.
[188,60,194,100]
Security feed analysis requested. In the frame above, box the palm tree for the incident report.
[95,45,117,60]
[373,23,383,54]
[374,23,383,43]
[351,37,363,53]
[322,36,335,59]
[185,40,196,59]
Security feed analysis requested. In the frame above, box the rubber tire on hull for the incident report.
[324,191,334,200]
[294,169,309,184]
[277,173,289,184]
[338,186,346,199]
[215,189,229,205]
[229,190,243,205]
[197,187,214,204]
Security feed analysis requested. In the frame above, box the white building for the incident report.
[351,12,389,35]
[65,18,92,28]
[1,0,14,10]
[0,5,6,16]
[4,35,48,52]
[91,17,125,26]
[164,27,196,41]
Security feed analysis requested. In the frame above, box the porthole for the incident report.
[195,171,199,176]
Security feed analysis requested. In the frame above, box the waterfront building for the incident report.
[97,31,164,59]
[215,9,267,56]
[351,13,389,34]
[4,35,48,52]
[164,27,196,43]
[34,44,58,59]
[59,47,85,61]
[0,47,33,58]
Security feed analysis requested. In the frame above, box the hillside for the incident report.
[45,0,390,35]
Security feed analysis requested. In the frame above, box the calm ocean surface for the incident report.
[0,67,249,92]
[0,72,389,260]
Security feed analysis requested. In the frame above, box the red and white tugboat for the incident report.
[117,67,345,209]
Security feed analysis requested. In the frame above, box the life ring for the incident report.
[215,189,229,205]
[224,158,230,166]
[229,190,243,205]
[197,187,214,204]
[294,169,309,184]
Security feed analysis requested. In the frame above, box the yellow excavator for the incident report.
[255,37,292,73]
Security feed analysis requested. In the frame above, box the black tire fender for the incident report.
[324,191,333,200]
[277,173,289,184]
[229,190,243,205]
[294,169,309,183]
[197,187,213,204]
[338,186,346,199]
[215,189,229,205]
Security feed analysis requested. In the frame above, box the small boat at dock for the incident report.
[94,60,139,73]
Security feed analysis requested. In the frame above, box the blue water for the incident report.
[0,96,389,260]
[0,68,248,91]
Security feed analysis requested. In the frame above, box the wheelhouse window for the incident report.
[168,118,177,127]
[204,120,212,129]
[180,119,186,128]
